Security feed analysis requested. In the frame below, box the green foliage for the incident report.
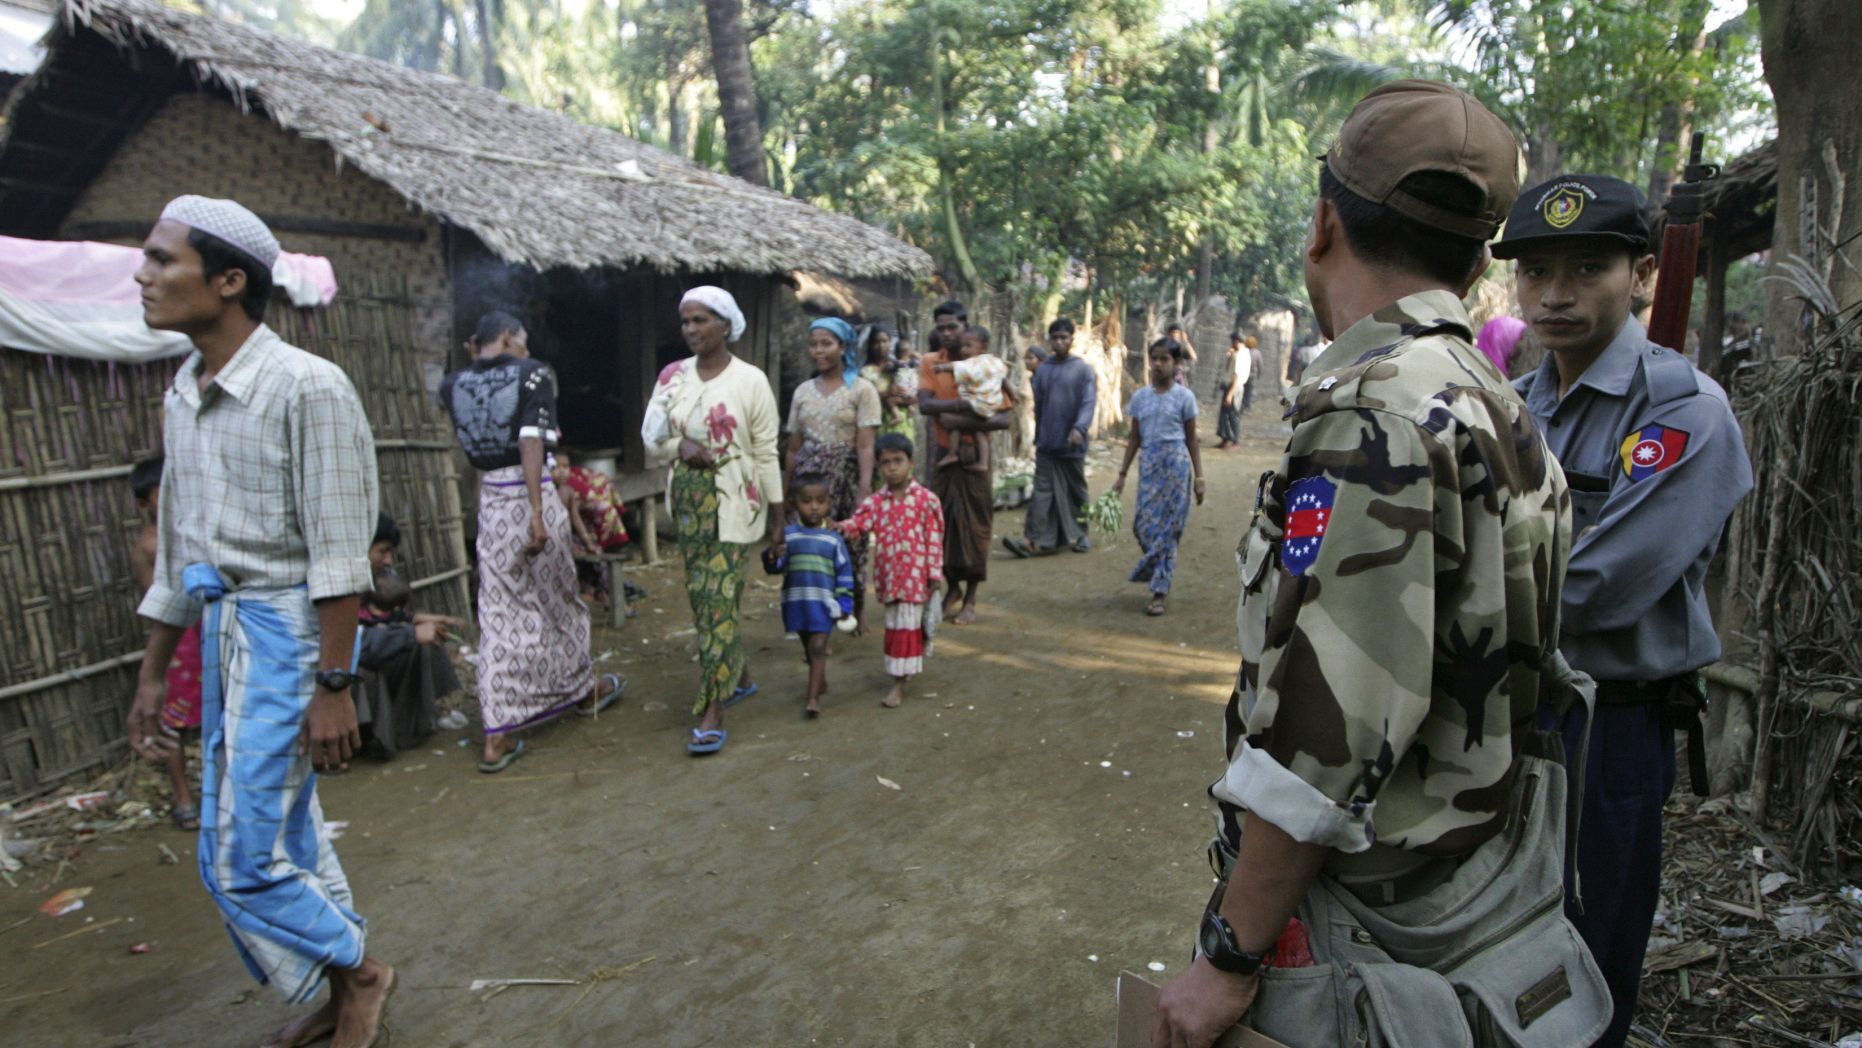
[215,0,1775,325]
[755,0,1337,317]
[1082,488,1124,540]
[1387,0,1767,182]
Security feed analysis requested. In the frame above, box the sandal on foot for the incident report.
[578,673,627,717]
[723,681,759,708]
[1001,536,1034,558]
[477,738,527,774]
[687,728,727,755]
[1146,596,1168,616]
[171,803,200,830]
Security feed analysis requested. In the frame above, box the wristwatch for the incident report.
[315,669,357,693]
[1199,912,1268,975]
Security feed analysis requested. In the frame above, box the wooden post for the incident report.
[1699,235,1727,374]
[609,560,627,630]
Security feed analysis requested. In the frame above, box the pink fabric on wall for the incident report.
[0,235,336,307]
[1477,316,1527,374]
[0,235,338,362]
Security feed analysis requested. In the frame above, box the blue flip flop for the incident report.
[477,738,527,774]
[578,673,627,717]
[723,681,759,708]
[687,728,727,755]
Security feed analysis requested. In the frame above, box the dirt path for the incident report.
[1,419,1289,1048]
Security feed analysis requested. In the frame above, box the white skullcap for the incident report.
[680,285,745,342]
[159,195,280,269]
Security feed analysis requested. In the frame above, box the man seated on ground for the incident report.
[355,512,469,759]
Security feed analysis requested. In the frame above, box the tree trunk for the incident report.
[667,80,690,156]
[703,0,767,186]
[1647,0,1712,207]
[1758,0,1862,359]
[1524,129,1564,188]
[473,0,504,91]
[1193,62,1219,308]
[929,28,980,290]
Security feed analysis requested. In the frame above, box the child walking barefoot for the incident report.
[127,458,201,828]
[763,475,856,718]
[839,434,944,708]
[931,325,1008,475]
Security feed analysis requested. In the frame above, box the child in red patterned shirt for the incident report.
[839,433,944,708]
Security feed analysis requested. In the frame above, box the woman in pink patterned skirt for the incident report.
[439,312,623,773]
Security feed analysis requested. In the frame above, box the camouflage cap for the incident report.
[1324,80,1521,240]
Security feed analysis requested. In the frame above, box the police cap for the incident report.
[1324,79,1521,241]
[1492,174,1651,259]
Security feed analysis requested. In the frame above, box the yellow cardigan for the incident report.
[642,355,784,545]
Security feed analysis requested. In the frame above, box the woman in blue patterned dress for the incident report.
[1111,337,1205,616]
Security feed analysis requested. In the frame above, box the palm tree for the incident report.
[703,0,768,186]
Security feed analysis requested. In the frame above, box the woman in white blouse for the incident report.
[642,287,785,755]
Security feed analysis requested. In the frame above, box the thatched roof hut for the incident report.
[1651,138,1778,266]
[2,0,930,278]
[0,0,53,99]
[0,0,931,471]
[0,0,930,801]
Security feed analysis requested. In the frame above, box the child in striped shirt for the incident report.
[762,474,855,718]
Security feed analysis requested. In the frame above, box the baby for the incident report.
[932,325,1008,474]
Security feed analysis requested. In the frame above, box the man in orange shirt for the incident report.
[916,301,1010,623]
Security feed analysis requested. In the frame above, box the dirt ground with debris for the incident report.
[0,417,1282,1047]
[7,409,1855,1048]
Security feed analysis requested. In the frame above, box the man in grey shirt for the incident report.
[1004,316,1097,555]
[1501,174,1752,1048]
[125,196,395,1048]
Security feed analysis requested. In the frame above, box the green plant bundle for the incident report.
[1081,489,1124,540]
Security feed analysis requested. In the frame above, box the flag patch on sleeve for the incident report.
[1619,425,1690,481]
[1282,475,1336,577]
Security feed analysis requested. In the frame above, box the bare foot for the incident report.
[260,998,338,1048]
[953,604,977,626]
[330,959,395,1048]
[881,684,904,708]
[963,460,988,473]
[852,615,870,638]
[937,452,960,470]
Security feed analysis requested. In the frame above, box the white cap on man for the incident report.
[159,195,280,269]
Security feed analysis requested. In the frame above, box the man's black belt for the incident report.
[1595,673,1709,797]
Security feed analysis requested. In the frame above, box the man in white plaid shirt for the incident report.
[126,196,396,1048]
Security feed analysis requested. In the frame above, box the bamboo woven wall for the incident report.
[0,352,173,803]
[0,273,468,802]
[271,273,471,623]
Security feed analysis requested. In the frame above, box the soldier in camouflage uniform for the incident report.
[1154,81,1610,1047]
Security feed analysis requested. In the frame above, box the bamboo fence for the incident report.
[0,273,468,802]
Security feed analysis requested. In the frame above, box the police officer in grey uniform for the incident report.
[1499,174,1754,1047]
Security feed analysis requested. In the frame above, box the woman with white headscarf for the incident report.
[642,287,784,755]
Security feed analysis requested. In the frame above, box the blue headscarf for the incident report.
[810,317,860,386]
